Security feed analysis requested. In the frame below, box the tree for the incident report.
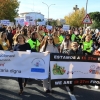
[89,12,100,29]
[37,19,41,22]
[46,20,57,26]
[89,12,100,21]
[91,20,100,29]
[64,8,85,27]
[0,0,20,21]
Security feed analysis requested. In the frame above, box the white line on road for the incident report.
[66,86,77,100]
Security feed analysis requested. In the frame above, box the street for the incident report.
[0,77,100,100]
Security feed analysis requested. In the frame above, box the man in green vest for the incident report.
[27,32,40,52]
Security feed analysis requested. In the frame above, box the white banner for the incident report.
[46,25,52,30]
[50,62,100,79]
[37,21,45,26]
[50,53,100,86]
[63,25,70,31]
[1,20,10,26]
[0,51,50,79]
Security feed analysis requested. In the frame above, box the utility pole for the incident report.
[42,2,55,25]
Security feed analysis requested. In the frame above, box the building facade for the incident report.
[15,12,44,26]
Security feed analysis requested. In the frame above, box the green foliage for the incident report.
[47,20,57,26]
[64,8,85,27]
[0,0,20,21]
[89,12,100,21]
[91,20,100,29]
[89,12,100,29]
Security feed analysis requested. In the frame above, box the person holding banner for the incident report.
[69,42,83,93]
[0,32,10,50]
[40,36,59,93]
[12,34,31,95]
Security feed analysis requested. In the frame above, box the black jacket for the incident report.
[69,49,83,55]
[0,44,3,50]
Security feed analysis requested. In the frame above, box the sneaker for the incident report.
[95,85,99,89]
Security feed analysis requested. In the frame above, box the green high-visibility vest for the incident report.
[83,41,92,53]
[71,34,76,42]
[79,35,83,43]
[59,35,64,43]
[27,39,40,51]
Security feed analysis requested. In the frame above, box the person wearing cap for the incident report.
[27,32,40,52]
[60,34,71,54]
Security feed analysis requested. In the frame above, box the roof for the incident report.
[20,12,44,16]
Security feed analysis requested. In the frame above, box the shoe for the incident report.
[18,89,23,95]
[95,85,99,89]
[24,82,26,87]
[45,89,50,93]
[70,90,74,94]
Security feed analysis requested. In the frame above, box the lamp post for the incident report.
[85,0,88,28]
[42,2,55,25]
[86,0,88,15]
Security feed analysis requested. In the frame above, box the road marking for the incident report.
[66,86,77,100]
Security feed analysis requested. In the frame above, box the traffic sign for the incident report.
[82,14,92,24]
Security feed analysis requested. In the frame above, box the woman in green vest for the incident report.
[82,36,93,55]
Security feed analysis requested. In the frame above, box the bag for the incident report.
[62,49,70,54]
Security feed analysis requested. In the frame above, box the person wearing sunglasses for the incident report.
[40,36,59,93]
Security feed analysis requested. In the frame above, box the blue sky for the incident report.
[18,0,100,19]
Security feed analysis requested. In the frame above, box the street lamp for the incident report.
[86,0,88,15]
[42,2,55,25]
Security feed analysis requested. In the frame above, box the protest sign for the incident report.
[46,25,52,30]
[50,53,100,87]
[1,20,10,26]
[63,25,70,31]
[0,51,50,79]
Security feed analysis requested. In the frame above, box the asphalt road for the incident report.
[0,77,100,100]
